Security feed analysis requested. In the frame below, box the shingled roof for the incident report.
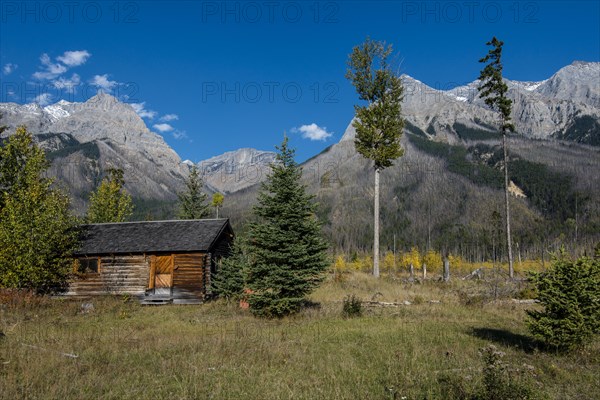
[75,219,233,256]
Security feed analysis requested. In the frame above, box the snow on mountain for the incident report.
[43,104,71,122]
[0,93,188,210]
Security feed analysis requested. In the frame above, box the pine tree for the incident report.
[477,37,516,279]
[177,164,209,219]
[246,137,329,318]
[0,126,79,293]
[346,38,405,277]
[527,250,600,351]
[86,168,134,223]
[212,237,247,301]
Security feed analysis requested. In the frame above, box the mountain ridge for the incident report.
[1,61,598,207]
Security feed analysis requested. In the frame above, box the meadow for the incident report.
[1,270,598,400]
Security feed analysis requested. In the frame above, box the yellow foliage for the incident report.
[401,247,421,269]
[360,255,373,272]
[383,252,396,272]
[422,250,442,273]
[333,255,347,273]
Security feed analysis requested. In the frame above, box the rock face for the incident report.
[0,92,189,211]
[433,61,600,143]
[222,64,600,255]
[1,61,598,205]
[340,62,600,145]
[536,61,600,108]
[197,148,276,194]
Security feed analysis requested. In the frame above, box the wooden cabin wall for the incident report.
[172,253,209,300]
[67,255,149,297]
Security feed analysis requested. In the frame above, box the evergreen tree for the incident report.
[346,38,405,277]
[0,126,79,293]
[527,250,600,351]
[477,37,516,278]
[212,237,247,301]
[246,137,329,318]
[177,165,209,219]
[86,168,134,223]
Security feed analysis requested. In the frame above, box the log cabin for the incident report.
[68,219,234,304]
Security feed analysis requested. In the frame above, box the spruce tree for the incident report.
[0,126,79,293]
[86,168,134,223]
[477,37,516,278]
[246,137,329,318]
[346,38,405,277]
[177,164,209,219]
[527,250,600,351]
[212,237,247,301]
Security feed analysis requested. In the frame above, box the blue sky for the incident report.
[1,1,599,162]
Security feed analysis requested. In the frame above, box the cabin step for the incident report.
[140,296,173,305]
[172,299,203,305]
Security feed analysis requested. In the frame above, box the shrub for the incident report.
[527,250,600,351]
[438,345,544,400]
[477,345,542,400]
[342,294,363,318]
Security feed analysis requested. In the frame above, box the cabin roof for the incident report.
[75,219,233,256]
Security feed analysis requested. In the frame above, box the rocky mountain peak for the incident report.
[536,61,600,107]
[197,147,276,193]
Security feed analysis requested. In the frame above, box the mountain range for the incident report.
[1,61,599,236]
[0,92,188,211]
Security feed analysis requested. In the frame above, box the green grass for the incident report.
[1,273,598,399]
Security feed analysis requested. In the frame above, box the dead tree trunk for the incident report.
[502,132,514,279]
[443,257,450,282]
[373,168,380,278]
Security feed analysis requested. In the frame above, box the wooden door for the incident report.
[150,255,173,295]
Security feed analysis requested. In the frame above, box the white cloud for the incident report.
[89,74,118,92]
[52,73,81,92]
[33,93,53,106]
[159,114,179,122]
[2,63,18,75]
[38,53,67,76]
[172,130,188,140]
[292,123,333,141]
[56,50,91,67]
[153,123,174,133]
[130,102,157,119]
[32,50,90,81]
[33,53,67,81]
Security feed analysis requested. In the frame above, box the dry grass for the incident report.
[1,273,598,399]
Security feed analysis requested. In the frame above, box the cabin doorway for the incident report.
[150,255,173,296]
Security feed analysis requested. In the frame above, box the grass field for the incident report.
[1,272,598,399]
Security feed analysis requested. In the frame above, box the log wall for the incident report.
[68,252,212,300]
[172,253,209,300]
[67,255,149,297]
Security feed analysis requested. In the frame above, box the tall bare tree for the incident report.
[346,38,405,277]
[478,37,516,278]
